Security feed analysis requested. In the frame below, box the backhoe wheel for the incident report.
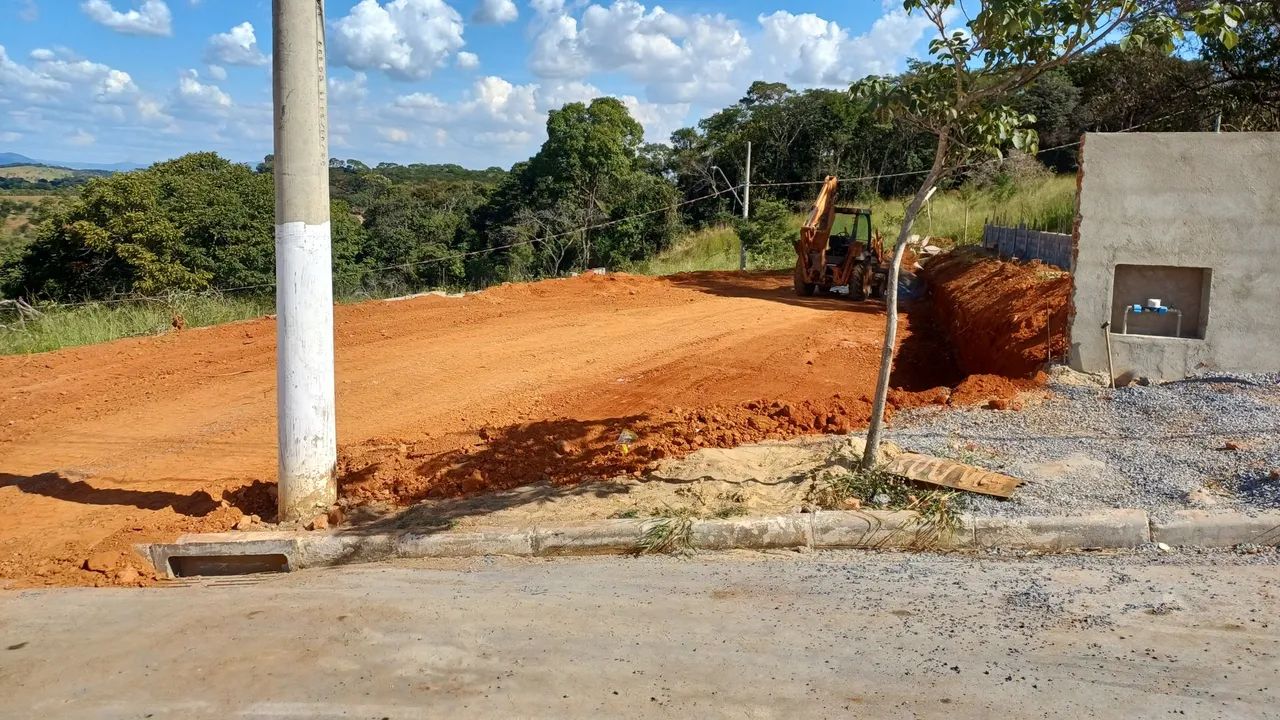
[850,263,868,300]
[793,260,817,297]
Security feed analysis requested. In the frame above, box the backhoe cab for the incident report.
[793,176,889,300]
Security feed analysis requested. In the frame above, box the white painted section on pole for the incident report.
[273,0,337,521]
[741,141,751,270]
[275,220,337,518]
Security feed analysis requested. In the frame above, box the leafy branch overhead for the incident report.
[853,0,1244,164]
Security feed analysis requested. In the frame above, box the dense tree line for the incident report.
[0,176,100,191]
[2,25,1275,302]
[1,98,681,301]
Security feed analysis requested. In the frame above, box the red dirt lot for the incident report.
[0,270,1032,587]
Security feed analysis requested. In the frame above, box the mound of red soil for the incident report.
[339,395,880,506]
[921,248,1072,378]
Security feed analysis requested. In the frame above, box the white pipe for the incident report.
[1121,306,1183,338]
[272,0,337,522]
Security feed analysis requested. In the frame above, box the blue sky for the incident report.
[0,0,945,169]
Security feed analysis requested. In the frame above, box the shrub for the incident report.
[735,198,795,269]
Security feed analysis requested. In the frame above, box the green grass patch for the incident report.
[805,460,967,549]
[868,174,1077,242]
[0,294,274,355]
[0,280,482,355]
[629,224,743,275]
[636,174,1077,280]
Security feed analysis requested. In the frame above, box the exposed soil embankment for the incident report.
[340,396,878,507]
[921,248,1072,378]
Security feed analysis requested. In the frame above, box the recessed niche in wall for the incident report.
[1109,264,1211,339]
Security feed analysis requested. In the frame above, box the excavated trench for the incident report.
[921,248,1072,378]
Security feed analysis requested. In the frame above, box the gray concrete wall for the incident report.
[1069,132,1280,382]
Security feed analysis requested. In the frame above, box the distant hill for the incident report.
[0,165,78,182]
[0,162,111,190]
[0,152,143,172]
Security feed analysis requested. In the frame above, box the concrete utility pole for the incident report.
[740,141,751,271]
[272,0,337,522]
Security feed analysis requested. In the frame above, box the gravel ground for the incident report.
[893,370,1280,519]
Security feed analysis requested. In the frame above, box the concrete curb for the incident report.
[1152,510,1280,548]
[141,509,1280,579]
[972,509,1150,551]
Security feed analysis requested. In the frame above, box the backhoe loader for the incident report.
[793,176,889,300]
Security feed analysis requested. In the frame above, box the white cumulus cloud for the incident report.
[378,126,410,143]
[28,48,140,101]
[80,0,172,37]
[205,22,269,67]
[522,0,945,130]
[331,0,466,81]
[528,1,750,104]
[379,73,685,158]
[329,72,369,104]
[175,68,231,111]
[0,45,66,94]
[473,0,517,24]
[756,6,941,85]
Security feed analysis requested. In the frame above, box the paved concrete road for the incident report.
[2,550,1277,719]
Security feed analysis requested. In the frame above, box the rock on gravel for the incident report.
[892,371,1280,519]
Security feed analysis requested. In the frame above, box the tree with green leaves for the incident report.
[472,97,677,279]
[1194,0,1279,127]
[3,153,366,300]
[852,0,1242,469]
[735,198,795,268]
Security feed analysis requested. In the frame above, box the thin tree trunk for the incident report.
[583,180,599,271]
[861,130,951,470]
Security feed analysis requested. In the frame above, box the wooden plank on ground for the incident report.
[884,453,1022,498]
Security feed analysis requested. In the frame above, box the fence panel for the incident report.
[981,223,1072,270]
